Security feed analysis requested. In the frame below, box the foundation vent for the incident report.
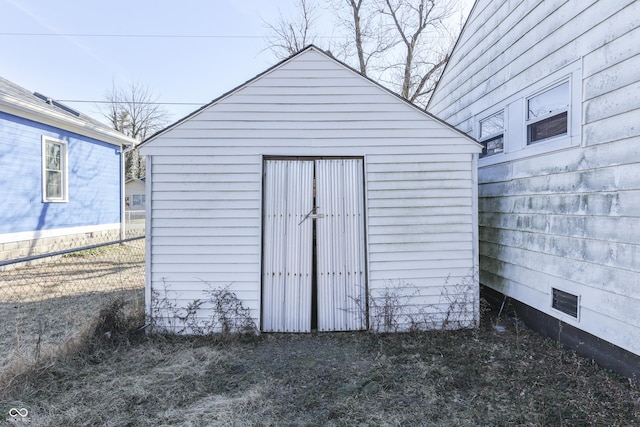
[552,288,579,318]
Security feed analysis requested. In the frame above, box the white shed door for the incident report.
[262,159,366,332]
[262,160,314,332]
[316,159,366,331]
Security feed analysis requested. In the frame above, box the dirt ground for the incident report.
[2,309,638,427]
[1,240,638,425]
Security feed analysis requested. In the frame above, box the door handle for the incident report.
[298,206,323,225]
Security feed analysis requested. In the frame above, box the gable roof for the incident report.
[0,76,137,147]
[141,45,481,149]
[125,177,146,185]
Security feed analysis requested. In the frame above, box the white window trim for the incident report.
[480,111,505,140]
[525,79,570,145]
[131,194,145,208]
[478,109,506,158]
[476,59,582,167]
[41,136,69,203]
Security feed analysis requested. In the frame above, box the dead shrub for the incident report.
[149,281,258,338]
[362,270,478,333]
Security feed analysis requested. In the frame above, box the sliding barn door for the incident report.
[262,159,366,332]
[262,160,314,332]
[316,159,366,331]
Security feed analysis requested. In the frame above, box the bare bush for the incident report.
[364,270,478,332]
[149,282,258,338]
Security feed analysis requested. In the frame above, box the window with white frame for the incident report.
[479,110,504,157]
[475,60,581,166]
[526,81,569,144]
[131,194,145,209]
[126,194,146,209]
[42,137,68,202]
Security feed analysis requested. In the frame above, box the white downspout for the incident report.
[120,142,136,240]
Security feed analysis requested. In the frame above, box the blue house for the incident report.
[0,76,137,261]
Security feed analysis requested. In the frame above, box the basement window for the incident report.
[551,288,579,318]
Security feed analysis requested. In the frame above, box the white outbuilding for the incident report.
[139,46,482,333]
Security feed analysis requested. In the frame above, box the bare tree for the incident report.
[331,0,398,76]
[349,0,368,74]
[380,0,454,103]
[264,0,320,58]
[264,0,461,107]
[102,81,170,179]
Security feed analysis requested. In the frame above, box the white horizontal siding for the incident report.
[151,191,257,201]
[368,233,472,245]
[192,106,424,116]
[368,250,473,262]
[430,0,637,126]
[143,144,474,159]
[150,274,258,286]
[148,152,263,331]
[366,154,477,329]
[429,0,640,355]
[480,226,640,273]
[584,110,640,146]
[152,245,259,255]
[154,128,469,141]
[368,241,473,254]
[477,152,640,355]
[143,47,480,333]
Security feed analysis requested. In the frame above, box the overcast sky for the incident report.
[0,0,473,124]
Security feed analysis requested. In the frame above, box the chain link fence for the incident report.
[0,235,145,373]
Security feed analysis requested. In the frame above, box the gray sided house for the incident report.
[428,0,640,378]
[0,77,136,262]
[140,46,482,334]
[125,178,146,212]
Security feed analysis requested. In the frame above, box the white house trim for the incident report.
[0,223,121,245]
[475,59,582,167]
[41,136,69,203]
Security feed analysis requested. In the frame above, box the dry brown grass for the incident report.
[0,239,145,372]
[1,304,638,426]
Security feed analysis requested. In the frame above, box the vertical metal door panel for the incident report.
[262,160,313,332]
[316,159,366,331]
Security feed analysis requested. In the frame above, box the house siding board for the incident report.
[142,145,475,159]
[0,112,121,236]
[584,52,640,101]
[143,47,480,333]
[148,153,262,330]
[584,80,640,124]
[148,151,477,331]
[429,0,560,118]
[583,24,640,79]
[584,110,640,146]
[429,0,640,356]
[432,0,636,127]
[366,153,476,328]
[125,180,145,195]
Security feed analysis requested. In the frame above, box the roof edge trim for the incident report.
[0,93,137,147]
